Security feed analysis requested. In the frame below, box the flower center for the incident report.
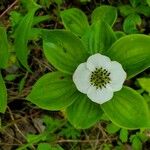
[90,67,111,89]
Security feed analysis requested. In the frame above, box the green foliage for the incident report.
[21,0,40,11]
[14,9,37,71]
[106,123,120,134]
[105,34,150,79]
[39,0,52,7]
[80,0,91,2]
[0,27,9,69]
[18,76,26,92]
[66,93,103,129]
[129,0,141,7]
[27,72,78,110]
[17,115,81,149]
[137,78,150,93]
[119,129,128,143]
[91,5,117,26]
[61,8,89,37]
[37,143,64,150]
[82,20,116,54]
[119,2,150,17]
[102,144,112,150]
[147,0,150,6]
[5,74,19,81]
[37,143,52,150]
[14,0,49,71]
[10,10,50,31]
[17,116,64,149]
[123,14,142,34]
[136,5,150,16]
[131,136,142,150]
[130,131,148,150]
[33,15,51,26]
[0,73,7,113]
[118,5,135,17]
[115,31,126,39]
[43,115,63,131]
[9,11,23,30]
[59,123,81,139]
[102,86,150,129]
[42,30,88,74]
[118,1,150,34]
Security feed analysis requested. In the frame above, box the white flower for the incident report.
[73,53,127,104]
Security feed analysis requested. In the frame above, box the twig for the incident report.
[93,124,101,150]
[2,129,22,144]
[83,130,95,150]
[57,138,117,143]
[0,0,18,18]
[7,107,36,150]
[98,124,112,143]
[7,107,26,142]
[0,111,41,131]
[0,143,22,146]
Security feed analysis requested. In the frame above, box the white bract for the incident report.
[73,53,127,104]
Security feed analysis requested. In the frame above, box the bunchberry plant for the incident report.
[27,7,150,129]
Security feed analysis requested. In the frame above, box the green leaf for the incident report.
[118,5,135,17]
[37,143,51,150]
[101,86,150,129]
[18,76,26,92]
[0,27,9,69]
[131,136,142,150]
[91,5,117,26]
[14,8,39,71]
[82,20,116,54]
[54,0,63,6]
[105,34,150,79]
[5,74,18,81]
[10,11,49,32]
[27,134,47,143]
[138,132,148,142]
[123,14,142,34]
[66,93,103,129]
[147,0,150,6]
[37,143,64,150]
[21,0,41,11]
[115,31,126,39]
[60,8,89,37]
[119,129,128,142]
[28,28,42,40]
[129,0,141,7]
[17,132,48,150]
[135,5,150,16]
[42,30,88,74]
[137,78,150,93]
[33,15,51,26]
[43,116,62,131]
[27,72,78,110]
[59,123,81,139]
[106,123,120,134]
[9,11,22,29]
[39,0,52,7]
[0,73,7,113]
